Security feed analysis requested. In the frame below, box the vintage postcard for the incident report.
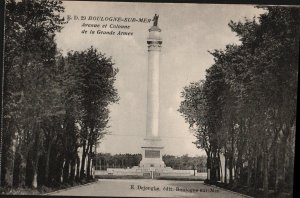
[0,0,298,197]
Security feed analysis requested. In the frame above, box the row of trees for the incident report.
[94,154,207,172]
[179,7,298,198]
[1,0,118,188]
[95,153,142,170]
[163,155,206,172]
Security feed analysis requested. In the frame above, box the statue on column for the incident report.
[153,14,159,26]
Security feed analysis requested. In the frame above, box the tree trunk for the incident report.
[206,151,211,180]
[26,125,39,188]
[76,155,80,181]
[80,141,87,179]
[263,151,269,198]
[69,156,76,182]
[224,152,227,184]
[12,152,21,187]
[230,128,234,184]
[31,150,39,189]
[25,150,33,187]
[210,150,217,182]
[32,170,38,188]
[63,158,70,183]
[274,144,280,193]
[253,155,258,191]
[31,148,39,188]
[276,135,288,193]
[0,146,8,186]
[45,141,52,185]
[217,151,221,181]
[247,159,252,190]
[1,119,13,186]
[229,154,233,184]
[32,122,41,188]
[86,143,93,179]
[56,155,64,185]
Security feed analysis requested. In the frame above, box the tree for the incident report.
[65,47,119,180]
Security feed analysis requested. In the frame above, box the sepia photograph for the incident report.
[0,0,299,197]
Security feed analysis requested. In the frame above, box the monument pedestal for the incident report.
[139,137,166,169]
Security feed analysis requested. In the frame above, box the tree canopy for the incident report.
[179,6,299,198]
[1,0,119,189]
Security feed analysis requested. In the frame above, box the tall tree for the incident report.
[65,47,119,180]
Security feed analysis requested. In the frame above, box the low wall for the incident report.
[160,169,194,176]
[195,172,207,178]
[105,168,144,176]
[95,170,109,175]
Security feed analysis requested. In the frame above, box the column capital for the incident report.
[147,40,162,51]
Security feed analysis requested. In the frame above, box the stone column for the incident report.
[139,23,166,170]
[146,26,162,138]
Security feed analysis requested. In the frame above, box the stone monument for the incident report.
[95,15,195,177]
[139,14,166,169]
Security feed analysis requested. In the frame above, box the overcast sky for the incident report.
[56,1,265,156]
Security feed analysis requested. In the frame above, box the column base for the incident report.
[139,137,166,169]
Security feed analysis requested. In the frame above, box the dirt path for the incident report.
[49,179,251,197]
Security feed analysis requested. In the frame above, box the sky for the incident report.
[55,1,265,157]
